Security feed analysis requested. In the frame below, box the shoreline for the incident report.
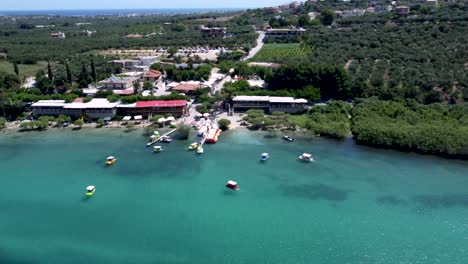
[2,119,466,160]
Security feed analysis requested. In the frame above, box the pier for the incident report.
[146,128,177,146]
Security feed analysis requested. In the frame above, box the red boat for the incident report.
[205,128,221,143]
[226,180,238,190]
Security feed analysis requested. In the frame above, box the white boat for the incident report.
[226,180,238,190]
[284,135,294,141]
[86,185,96,196]
[261,153,269,161]
[153,146,163,152]
[298,153,314,162]
[197,145,204,154]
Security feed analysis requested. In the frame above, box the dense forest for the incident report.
[352,99,468,157]
[242,3,468,104]
[0,11,256,63]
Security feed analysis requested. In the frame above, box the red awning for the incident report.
[136,100,187,108]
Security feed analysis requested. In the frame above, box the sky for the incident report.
[0,0,292,10]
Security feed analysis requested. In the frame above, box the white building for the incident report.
[232,96,308,114]
[31,99,119,119]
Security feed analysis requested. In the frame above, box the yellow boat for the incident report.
[188,142,198,150]
[86,186,96,196]
[106,156,116,165]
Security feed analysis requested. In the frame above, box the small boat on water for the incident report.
[153,146,163,153]
[106,156,116,165]
[298,153,314,162]
[86,186,96,196]
[261,153,269,161]
[160,136,172,143]
[197,145,204,154]
[226,180,238,190]
[146,134,160,146]
[188,142,199,150]
[284,135,294,141]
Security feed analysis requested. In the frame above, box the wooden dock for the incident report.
[146,128,177,146]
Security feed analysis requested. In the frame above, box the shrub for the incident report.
[177,124,191,139]
[218,119,231,131]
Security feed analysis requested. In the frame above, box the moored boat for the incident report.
[153,146,163,152]
[160,136,172,143]
[188,142,199,150]
[205,128,221,143]
[226,180,238,190]
[261,153,269,161]
[298,153,314,162]
[197,145,204,154]
[106,156,116,165]
[86,186,96,196]
[284,135,294,141]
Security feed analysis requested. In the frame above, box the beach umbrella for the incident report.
[122,116,131,121]
[158,118,167,123]
[203,113,209,117]
[134,115,143,120]
[166,116,175,121]
[196,113,203,117]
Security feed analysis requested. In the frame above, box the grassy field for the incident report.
[0,60,47,79]
[251,44,310,63]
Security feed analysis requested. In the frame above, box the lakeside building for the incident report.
[200,25,227,38]
[31,99,118,119]
[31,99,188,119]
[232,96,307,114]
[426,0,438,5]
[265,26,306,39]
[117,100,188,118]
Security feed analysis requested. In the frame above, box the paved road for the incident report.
[243,31,265,61]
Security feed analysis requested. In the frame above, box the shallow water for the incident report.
[1,128,467,264]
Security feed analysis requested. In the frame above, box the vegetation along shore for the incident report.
[1,1,467,159]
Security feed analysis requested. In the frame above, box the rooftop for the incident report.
[136,100,187,108]
[31,100,67,107]
[144,69,162,78]
[233,96,308,104]
[233,96,270,102]
[172,83,207,92]
[100,75,136,84]
[63,98,119,109]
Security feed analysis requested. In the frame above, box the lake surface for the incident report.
[1,129,467,264]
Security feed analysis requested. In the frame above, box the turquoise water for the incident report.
[1,129,468,264]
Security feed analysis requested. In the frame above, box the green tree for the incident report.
[298,14,310,27]
[97,118,105,128]
[177,123,191,139]
[65,61,72,84]
[47,61,54,81]
[90,58,97,83]
[320,10,336,26]
[143,81,153,90]
[218,119,231,131]
[74,119,84,128]
[196,104,209,114]
[0,116,7,129]
[13,62,19,76]
[133,81,141,94]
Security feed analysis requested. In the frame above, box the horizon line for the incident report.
[0,7,258,11]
